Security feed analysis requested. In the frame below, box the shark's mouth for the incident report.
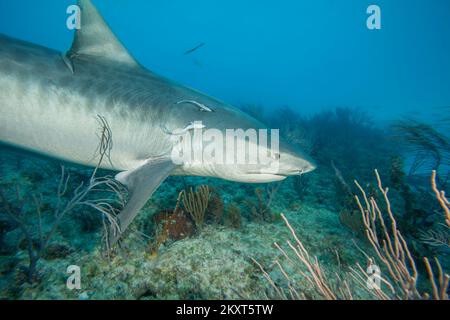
[238,166,315,182]
[247,169,304,177]
[236,173,288,183]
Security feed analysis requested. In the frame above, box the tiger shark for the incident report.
[0,0,316,244]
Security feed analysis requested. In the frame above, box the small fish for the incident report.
[163,121,206,136]
[176,100,214,112]
[184,42,205,55]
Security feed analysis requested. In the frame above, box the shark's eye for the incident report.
[272,153,281,160]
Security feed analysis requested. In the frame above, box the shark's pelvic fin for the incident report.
[68,0,140,68]
[110,158,175,245]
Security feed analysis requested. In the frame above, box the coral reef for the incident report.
[254,170,449,300]
[245,185,280,223]
[224,204,242,229]
[181,185,211,232]
[206,190,224,225]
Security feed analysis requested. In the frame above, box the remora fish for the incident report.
[0,0,316,244]
[184,42,205,55]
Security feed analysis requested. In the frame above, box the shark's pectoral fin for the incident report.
[110,158,175,245]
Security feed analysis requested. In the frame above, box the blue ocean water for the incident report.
[1,0,450,122]
[0,0,449,300]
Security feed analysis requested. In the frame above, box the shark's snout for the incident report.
[279,162,316,176]
[273,147,317,177]
[303,158,317,173]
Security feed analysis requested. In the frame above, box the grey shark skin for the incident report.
[0,0,316,244]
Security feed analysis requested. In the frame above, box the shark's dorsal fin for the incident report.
[68,0,139,68]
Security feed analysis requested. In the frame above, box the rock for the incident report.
[153,210,195,241]
[78,292,89,300]
[42,243,73,260]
